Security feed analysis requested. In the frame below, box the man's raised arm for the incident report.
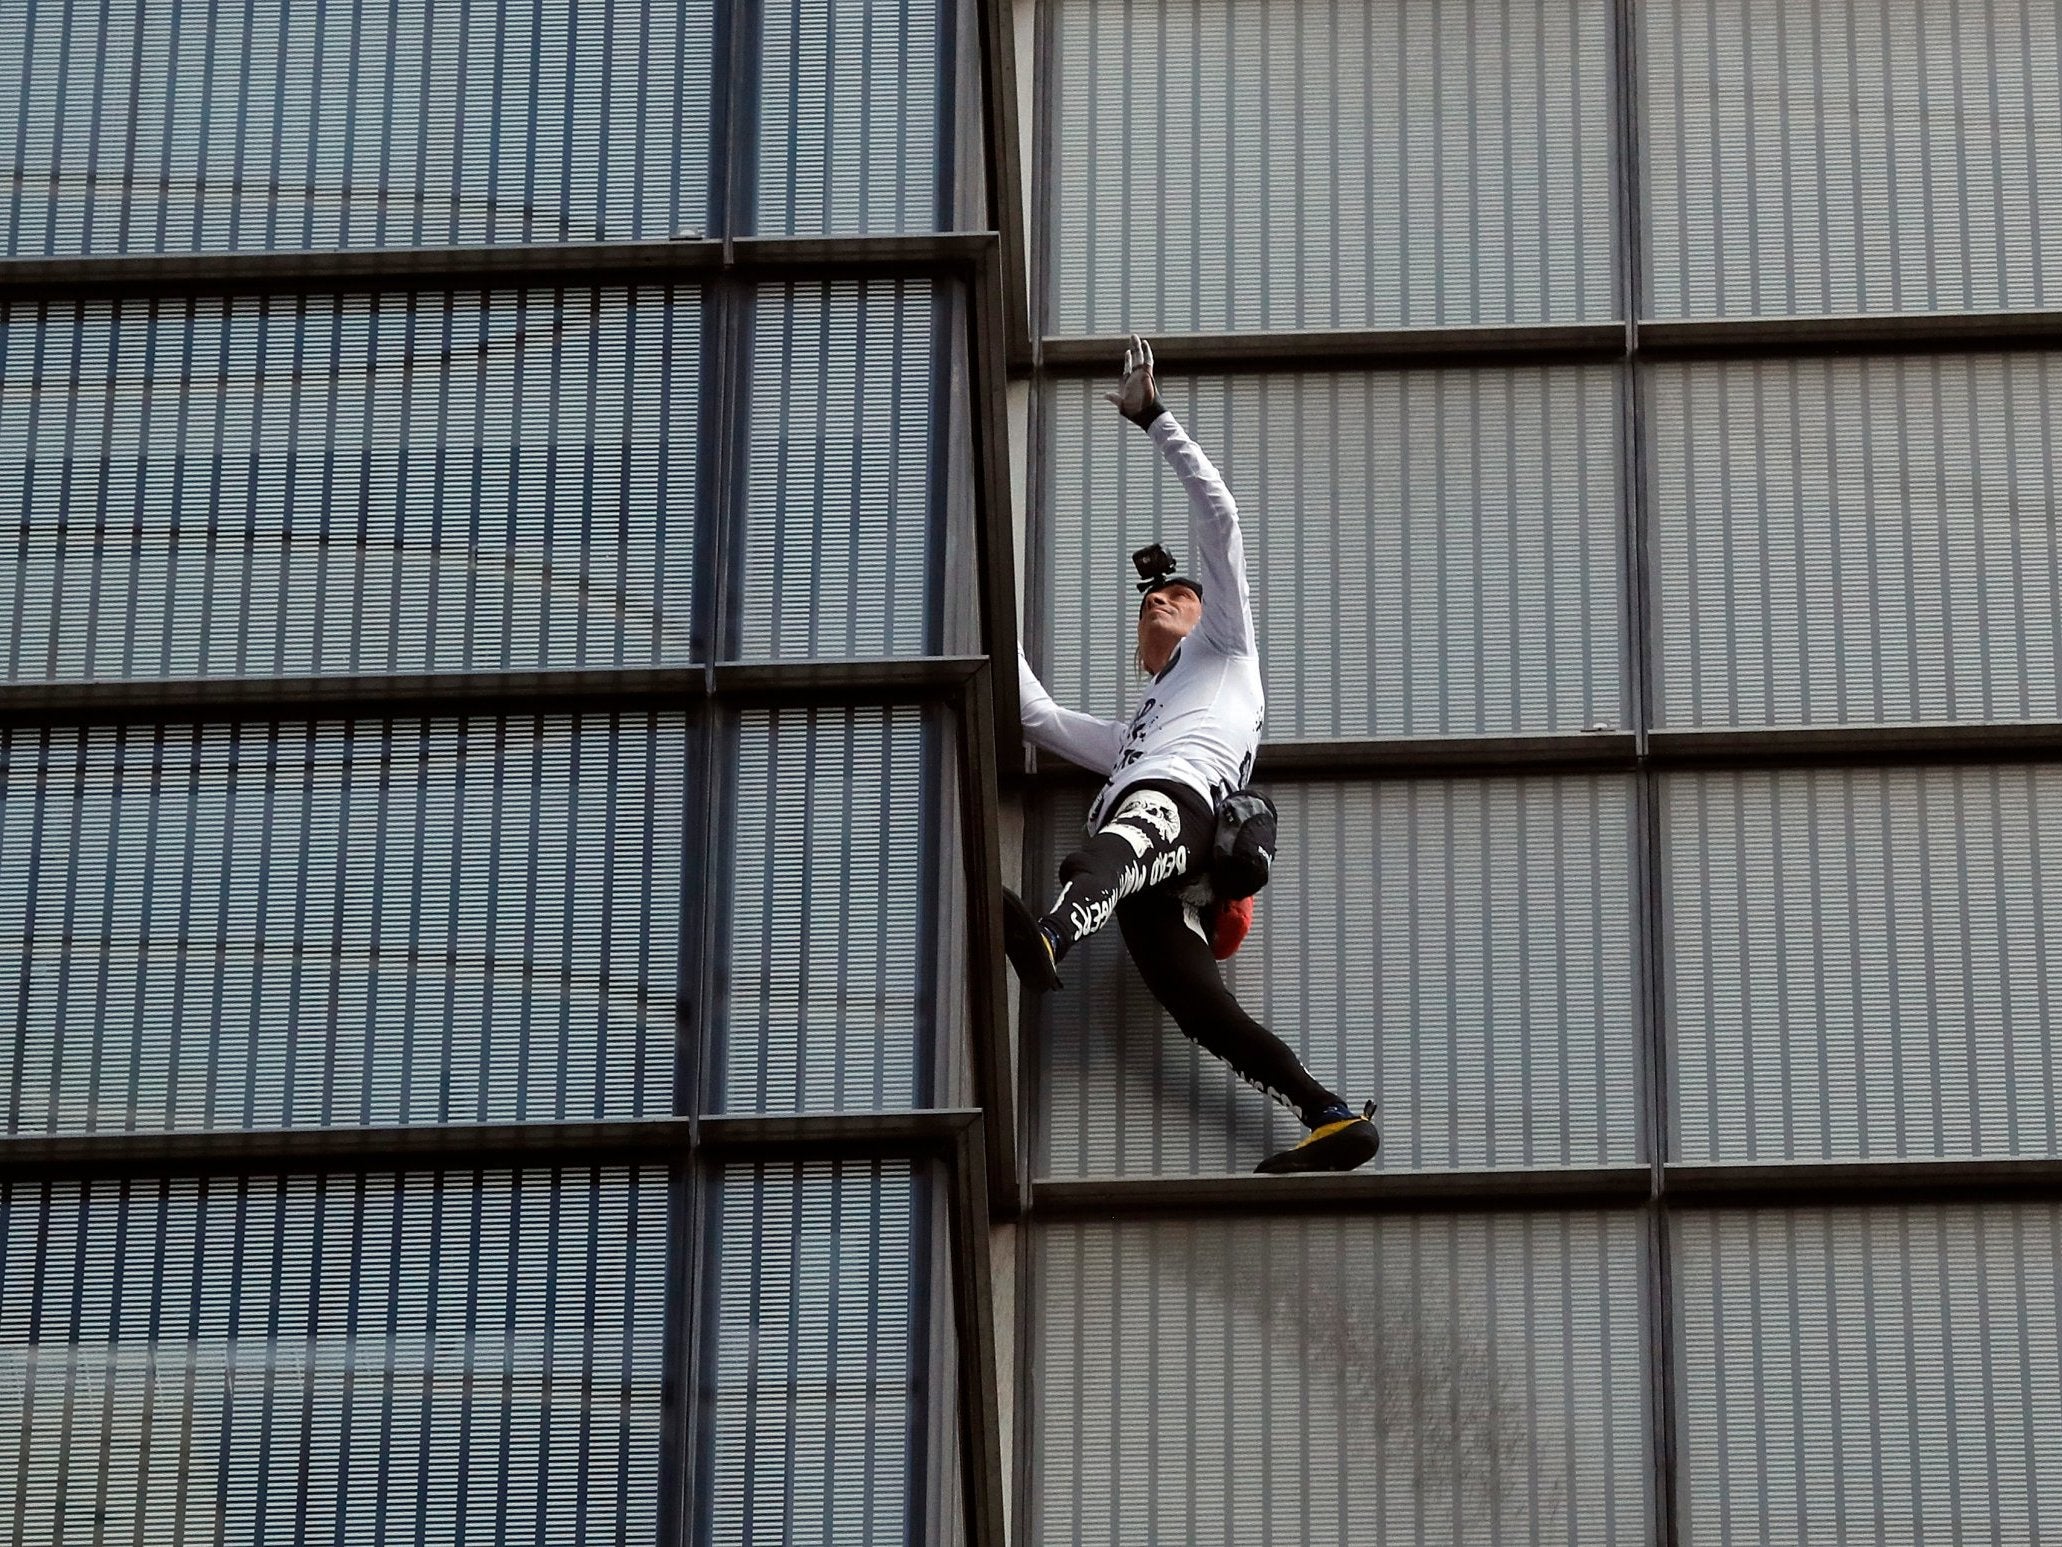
[1107,335,1257,660]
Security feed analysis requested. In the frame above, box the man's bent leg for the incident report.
[1041,785,1205,960]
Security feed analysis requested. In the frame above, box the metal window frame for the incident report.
[0,233,1024,739]
[0,1107,1007,1547]
[1,6,1033,1539]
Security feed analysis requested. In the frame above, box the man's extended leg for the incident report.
[1116,889,1379,1173]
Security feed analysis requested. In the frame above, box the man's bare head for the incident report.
[1135,580,1202,674]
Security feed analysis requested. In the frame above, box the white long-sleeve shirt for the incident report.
[1019,412,1265,830]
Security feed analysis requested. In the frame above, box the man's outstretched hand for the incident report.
[1104,333,1166,429]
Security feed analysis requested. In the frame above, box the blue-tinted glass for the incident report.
[1,0,714,256]
[0,1168,669,1545]
[722,706,935,1112]
[0,714,686,1134]
[756,0,944,235]
[735,280,940,660]
[709,1160,921,1545]
[0,289,701,682]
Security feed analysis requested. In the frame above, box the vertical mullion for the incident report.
[1612,6,1681,1547]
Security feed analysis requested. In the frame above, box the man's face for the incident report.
[1136,582,1202,664]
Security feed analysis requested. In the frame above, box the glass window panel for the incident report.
[1045,0,1617,335]
[721,706,937,1112]
[0,0,713,256]
[1035,1211,1648,1545]
[1677,1204,2062,1543]
[1035,775,1641,1176]
[735,281,941,659]
[709,1160,923,1546]
[0,714,686,1135]
[0,1167,669,1545]
[0,289,702,683]
[756,0,944,235]
[1040,368,1625,741]
[1644,0,2062,319]
[1666,765,2062,1165]
[1650,353,2062,729]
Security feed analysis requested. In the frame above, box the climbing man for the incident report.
[1005,336,1379,1174]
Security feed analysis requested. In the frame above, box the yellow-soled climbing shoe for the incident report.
[1254,1101,1380,1174]
[1001,887,1063,992]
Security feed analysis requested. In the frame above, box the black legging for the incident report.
[1039,780,1344,1125]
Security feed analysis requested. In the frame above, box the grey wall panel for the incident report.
[0,1167,668,1546]
[1035,1211,1648,1545]
[0,715,685,1136]
[0,0,713,256]
[1677,1204,2062,1544]
[1666,765,2062,1164]
[1037,775,1641,1176]
[737,283,939,659]
[1045,0,1618,335]
[1041,369,1625,741]
[0,290,701,683]
[710,1161,919,1546]
[724,707,932,1113]
[1644,0,2062,319]
[757,0,943,235]
[1651,354,2062,728]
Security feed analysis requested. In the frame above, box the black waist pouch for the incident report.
[1211,788,1279,900]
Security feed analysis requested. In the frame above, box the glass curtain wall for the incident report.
[1025,0,2062,1541]
[0,1,1001,1543]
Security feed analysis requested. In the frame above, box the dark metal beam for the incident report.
[1038,322,1628,374]
[1649,719,2062,771]
[0,659,997,726]
[0,666,713,726]
[968,247,1025,746]
[697,1108,983,1160]
[0,1117,700,1180]
[1639,307,2062,360]
[942,1109,1010,1547]
[1036,309,2062,379]
[1030,730,1639,787]
[1665,1157,2062,1208]
[0,233,1001,302]
[1256,730,1640,778]
[972,0,1033,365]
[955,662,1022,1217]
[1029,1165,1654,1218]
[711,655,984,706]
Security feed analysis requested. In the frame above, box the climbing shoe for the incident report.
[1001,888,1063,992]
[1255,1100,1380,1174]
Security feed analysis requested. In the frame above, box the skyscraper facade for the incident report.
[6,1,2062,1544]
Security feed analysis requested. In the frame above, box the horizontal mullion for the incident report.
[1649,719,2062,770]
[1029,1165,1654,1218]
[1038,322,1627,374]
[711,656,984,707]
[0,1109,989,1180]
[1027,731,1639,786]
[698,1108,980,1162]
[0,666,712,725]
[0,659,992,725]
[1638,307,2062,359]
[1259,731,1640,778]
[1665,1157,2062,1208]
[0,1117,697,1180]
[0,233,999,301]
